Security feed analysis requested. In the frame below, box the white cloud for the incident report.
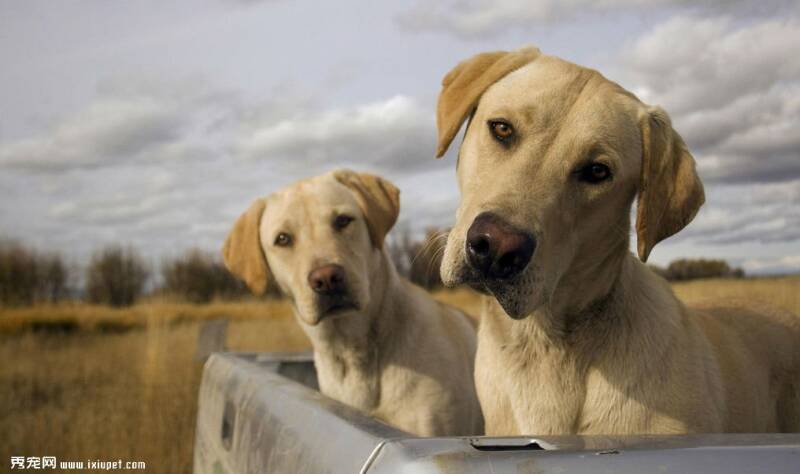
[0,79,455,263]
[0,80,237,173]
[0,98,182,171]
[622,16,800,114]
[236,95,444,173]
[1,1,797,274]
[613,15,800,185]
[394,0,754,38]
[742,255,800,274]
[667,179,800,244]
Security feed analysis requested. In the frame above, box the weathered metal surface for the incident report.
[193,352,404,474]
[194,352,800,474]
[367,435,800,473]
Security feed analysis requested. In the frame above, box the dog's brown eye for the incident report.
[333,214,354,231]
[488,120,514,142]
[274,232,292,247]
[578,163,612,184]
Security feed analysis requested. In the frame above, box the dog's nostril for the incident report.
[471,236,490,255]
[497,253,516,270]
[311,278,325,291]
[495,235,536,278]
[494,246,532,278]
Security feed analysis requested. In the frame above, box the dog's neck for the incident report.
[555,220,631,322]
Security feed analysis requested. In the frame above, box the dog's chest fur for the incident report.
[476,302,586,435]
[475,292,705,435]
[304,288,480,436]
[314,345,381,411]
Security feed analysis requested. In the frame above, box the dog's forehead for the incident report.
[264,176,360,226]
[480,56,633,127]
[480,58,582,108]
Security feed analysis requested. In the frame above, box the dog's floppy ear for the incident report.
[333,170,400,249]
[636,106,705,262]
[436,46,541,158]
[222,198,272,294]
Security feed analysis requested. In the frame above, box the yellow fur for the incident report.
[437,47,800,435]
[223,170,484,436]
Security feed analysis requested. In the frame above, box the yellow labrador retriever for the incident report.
[222,169,483,436]
[436,47,800,435]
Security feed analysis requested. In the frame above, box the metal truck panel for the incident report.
[194,352,800,473]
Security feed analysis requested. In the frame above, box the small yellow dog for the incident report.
[223,170,483,436]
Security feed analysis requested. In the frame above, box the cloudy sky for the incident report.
[1,0,798,273]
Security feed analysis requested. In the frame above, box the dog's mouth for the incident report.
[459,266,532,319]
[316,294,359,320]
[488,285,530,320]
[466,279,491,295]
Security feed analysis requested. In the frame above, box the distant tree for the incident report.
[665,258,745,281]
[86,246,149,307]
[0,240,70,306]
[161,249,247,303]
[39,252,68,303]
[0,241,37,306]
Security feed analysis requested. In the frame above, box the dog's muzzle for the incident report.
[307,264,358,319]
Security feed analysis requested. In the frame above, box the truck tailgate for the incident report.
[194,352,800,474]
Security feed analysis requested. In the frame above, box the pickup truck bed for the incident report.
[194,352,800,473]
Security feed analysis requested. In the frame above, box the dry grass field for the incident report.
[1,278,798,472]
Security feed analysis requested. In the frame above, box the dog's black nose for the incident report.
[466,212,535,280]
[308,264,346,294]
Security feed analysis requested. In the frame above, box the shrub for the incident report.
[650,258,745,281]
[161,249,247,303]
[0,240,69,306]
[85,246,149,307]
[39,253,68,303]
[666,258,744,281]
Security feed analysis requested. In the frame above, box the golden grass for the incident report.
[0,301,310,474]
[672,276,800,315]
[432,286,483,317]
[1,325,200,472]
[0,298,296,334]
[1,278,798,472]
